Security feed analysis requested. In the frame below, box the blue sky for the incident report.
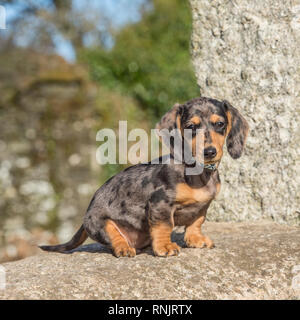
[2,0,148,61]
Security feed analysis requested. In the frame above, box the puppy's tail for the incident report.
[39,224,88,253]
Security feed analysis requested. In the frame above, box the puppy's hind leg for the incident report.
[105,220,136,258]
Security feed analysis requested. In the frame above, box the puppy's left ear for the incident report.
[223,100,249,159]
[156,103,183,132]
[155,103,184,161]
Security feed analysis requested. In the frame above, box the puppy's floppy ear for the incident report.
[223,100,249,159]
[156,103,183,132]
[155,103,184,161]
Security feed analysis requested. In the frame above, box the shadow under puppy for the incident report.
[40,97,249,257]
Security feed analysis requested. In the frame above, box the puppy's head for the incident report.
[156,97,249,165]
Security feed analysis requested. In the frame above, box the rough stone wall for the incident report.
[189,0,300,225]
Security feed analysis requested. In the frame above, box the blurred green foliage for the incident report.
[93,86,151,182]
[81,0,199,123]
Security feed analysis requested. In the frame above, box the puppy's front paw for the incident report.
[153,242,181,257]
[184,234,214,249]
[113,244,136,258]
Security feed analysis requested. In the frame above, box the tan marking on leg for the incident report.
[105,220,136,257]
[150,223,180,257]
[184,216,214,249]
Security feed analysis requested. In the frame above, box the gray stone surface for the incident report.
[1,221,299,299]
[189,0,300,225]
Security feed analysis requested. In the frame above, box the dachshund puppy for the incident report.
[40,97,249,257]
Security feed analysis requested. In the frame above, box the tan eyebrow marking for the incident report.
[210,114,224,123]
[190,116,201,125]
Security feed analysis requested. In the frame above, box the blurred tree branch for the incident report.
[0,0,106,56]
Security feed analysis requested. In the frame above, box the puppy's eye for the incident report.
[186,124,195,130]
[215,122,225,128]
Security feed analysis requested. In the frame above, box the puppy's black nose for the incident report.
[204,147,217,159]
